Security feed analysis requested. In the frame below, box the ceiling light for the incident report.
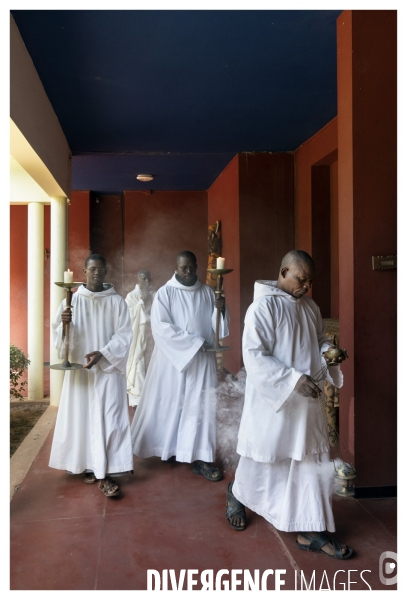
[137,174,154,182]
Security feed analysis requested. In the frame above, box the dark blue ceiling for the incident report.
[11,9,342,192]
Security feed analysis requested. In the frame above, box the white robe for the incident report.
[125,285,156,406]
[49,284,134,479]
[131,274,229,463]
[233,280,343,532]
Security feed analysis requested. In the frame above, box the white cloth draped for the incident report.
[49,284,134,479]
[125,284,156,406]
[234,280,343,532]
[233,453,336,532]
[131,274,229,463]
[237,280,343,464]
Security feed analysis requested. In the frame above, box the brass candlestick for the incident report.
[206,268,233,352]
[50,282,84,371]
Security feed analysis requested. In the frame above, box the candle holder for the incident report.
[205,268,233,352]
[50,282,84,371]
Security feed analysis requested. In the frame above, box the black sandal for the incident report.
[83,472,97,484]
[192,460,223,482]
[296,532,354,559]
[226,481,246,530]
[98,476,120,497]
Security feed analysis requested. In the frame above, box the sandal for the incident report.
[226,481,246,530]
[83,472,97,484]
[296,532,354,559]
[192,460,223,482]
[98,476,120,497]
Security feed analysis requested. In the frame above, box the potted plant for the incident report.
[10,344,30,400]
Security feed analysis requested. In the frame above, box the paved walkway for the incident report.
[10,414,397,590]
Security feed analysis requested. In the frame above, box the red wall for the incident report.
[208,153,295,374]
[330,161,339,318]
[294,119,338,316]
[123,191,208,296]
[337,10,397,487]
[10,204,51,396]
[90,193,124,294]
[208,156,241,374]
[69,191,90,277]
[10,206,28,354]
[295,118,338,254]
[239,152,295,333]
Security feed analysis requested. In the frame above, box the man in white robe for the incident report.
[49,254,134,497]
[131,251,229,481]
[125,270,156,409]
[226,250,353,559]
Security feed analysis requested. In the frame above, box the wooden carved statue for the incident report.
[206,221,222,287]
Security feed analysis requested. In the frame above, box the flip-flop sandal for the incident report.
[296,532,354,559]
[192,460,223,481]
[98,476,120,497]
[83,472,97,484]
[226,481,246,530]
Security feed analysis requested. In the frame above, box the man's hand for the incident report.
[61,307,72,324]
[83,351,103,369]
[215,294,225,312]
[294,374,321,399]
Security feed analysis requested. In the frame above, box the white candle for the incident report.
[216,257,225,269]
[64,269,74,284]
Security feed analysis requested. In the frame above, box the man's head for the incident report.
[137,269,151,290]
[83,254,107,291]
[175,251,197,286]
[276,250,315,298]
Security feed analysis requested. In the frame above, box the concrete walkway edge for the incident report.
[10,405,58,501]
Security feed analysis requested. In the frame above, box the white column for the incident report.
[49,196,67,406]
[27,202,44,400]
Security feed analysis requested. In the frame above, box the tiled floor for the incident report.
[10,423,397,591]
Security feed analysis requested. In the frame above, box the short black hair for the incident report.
[85,254,107,267]
[280,250,315,270]
[137,269,151,280]
[176,250,197,264]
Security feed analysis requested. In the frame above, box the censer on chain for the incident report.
[310,343,357,497]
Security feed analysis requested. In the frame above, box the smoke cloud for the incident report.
[216,368,246,474]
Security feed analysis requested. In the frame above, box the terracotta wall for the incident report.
[330,161,339,318]
[337,10,397,487]
[208,156,240,374]
[10,206,28,354]
[208,153,295,374]
[90,193,125,294]
[294,119,338,316]
[239,152,295,331]
[89,191,208,298]
[123,191,208,296]
[68,191,90,277]
[10,204,51,396]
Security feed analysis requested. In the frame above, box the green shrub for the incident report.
[10,344,30,400]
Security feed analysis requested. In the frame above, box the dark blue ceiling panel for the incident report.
[11,9,342,191]
[72,153,236,192]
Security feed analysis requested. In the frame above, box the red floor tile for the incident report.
[11,432,106,523]
[10,515,103,590]
[277,496,397,591]
[356,498,397,538]
[10,420,398,591]
[97,505,296,590]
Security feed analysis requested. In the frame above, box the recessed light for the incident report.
[137,174,154,182]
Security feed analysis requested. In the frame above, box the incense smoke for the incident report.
[216,368,246,474]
